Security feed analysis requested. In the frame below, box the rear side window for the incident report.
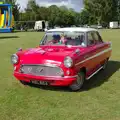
[93,32,103,44]
[87,32,95,46]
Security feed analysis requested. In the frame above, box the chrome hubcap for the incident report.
[76,75,83,85]
[69,72,85,91]
[73,74,84,88]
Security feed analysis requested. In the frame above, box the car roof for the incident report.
[47,27,98,32]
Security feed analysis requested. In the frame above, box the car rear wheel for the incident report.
[102,59,109,70]
[69,71,85,91]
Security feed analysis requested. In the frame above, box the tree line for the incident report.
[3,0,120,27]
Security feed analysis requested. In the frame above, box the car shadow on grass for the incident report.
[27,60,120,92]
[0,36,19,39]
[82,60,120,91]
[28,83,70,92]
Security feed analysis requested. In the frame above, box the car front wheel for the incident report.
[69,71,85,91]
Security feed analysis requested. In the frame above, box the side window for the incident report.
[41,35,47,45]
[93,32,103,44]
[87,32,95,46]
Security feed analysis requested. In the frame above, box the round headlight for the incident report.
[64,56,73,68]
[11,54,19,64]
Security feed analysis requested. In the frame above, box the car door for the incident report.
[83,31,99,72]
[92,31,109,64]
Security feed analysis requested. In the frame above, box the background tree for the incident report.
[79,9,90,25]
[3,0,120,29]
[48,5,60,27]
[38,7,49,21]
[84,0,118,26]
[25,0,37,20]
[117,0,120,22]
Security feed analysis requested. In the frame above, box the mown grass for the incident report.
[0,30,120,120]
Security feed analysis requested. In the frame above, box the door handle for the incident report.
[84,55,89,59]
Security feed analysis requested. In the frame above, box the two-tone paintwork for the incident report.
[13,28,112,86]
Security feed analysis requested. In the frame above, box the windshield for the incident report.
[40,31,86,46]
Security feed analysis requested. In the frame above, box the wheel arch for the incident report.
[80,67,86,74]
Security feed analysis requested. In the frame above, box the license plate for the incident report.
[31,80,49,85]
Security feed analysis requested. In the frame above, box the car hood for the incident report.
[19,46,85,66]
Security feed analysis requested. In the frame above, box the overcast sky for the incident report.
[16,0,84,12]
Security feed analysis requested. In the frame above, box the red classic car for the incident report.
[11,28,112,91]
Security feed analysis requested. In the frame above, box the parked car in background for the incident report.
[11,27,112,91]
[90,25,98,29]
[97,25,103,29]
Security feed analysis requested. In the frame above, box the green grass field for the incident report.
[0,30,120,120]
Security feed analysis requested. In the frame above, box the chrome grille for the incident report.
[20,64,63,77]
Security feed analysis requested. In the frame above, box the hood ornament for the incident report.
[39,49,46,55]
